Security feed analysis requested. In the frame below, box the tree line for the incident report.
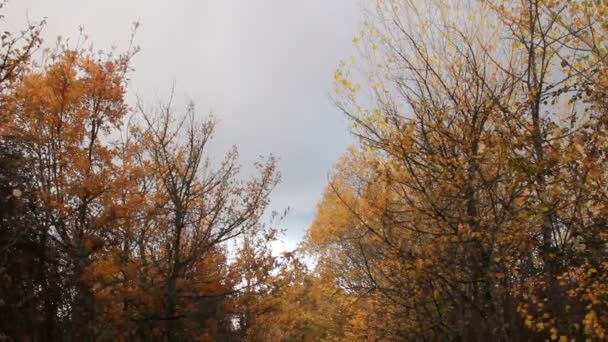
[293,0,608,340]
[0,10,281,341]
[2,0,608,341]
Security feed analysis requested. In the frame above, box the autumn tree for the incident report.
[0,1,292,339]
[240,251,354,342]
[8,43,136,339]
[0,5,53,340]
[306,0,608,340]
[97,97,281,340]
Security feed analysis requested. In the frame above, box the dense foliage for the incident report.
[2,0,608,341]
[298,0,608,340]
[0,8,279,341]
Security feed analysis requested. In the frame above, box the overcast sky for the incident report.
[5,1,361,251]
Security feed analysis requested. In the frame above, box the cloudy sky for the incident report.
[5,1,362,250]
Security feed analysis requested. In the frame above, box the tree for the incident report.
[242,251,353,342]
[10,45,135,339]
[306,0,608,340]
[0,6,53,340]
[128,99,280,340]
[0,3,288,339]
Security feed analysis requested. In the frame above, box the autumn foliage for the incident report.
[302,0,608,340]
[0,8,279,341]
[2,0,608,341]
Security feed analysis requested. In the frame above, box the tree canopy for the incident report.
[2,0,608,341]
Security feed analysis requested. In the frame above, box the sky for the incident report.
[4,1,362,251]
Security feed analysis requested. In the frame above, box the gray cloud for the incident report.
[5,0,361,249]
